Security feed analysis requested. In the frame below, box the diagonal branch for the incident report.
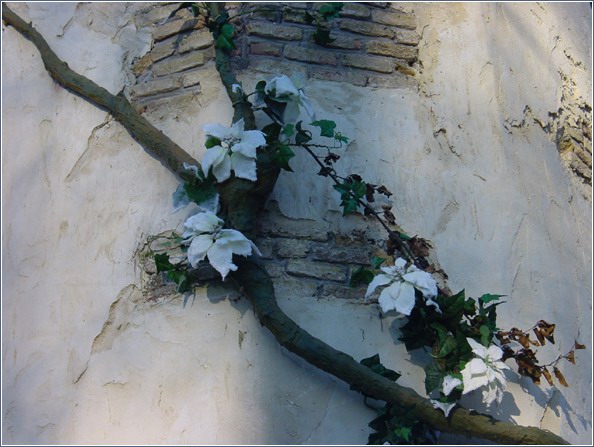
[2,3,198,180]
[2,4,569,445]
[232,259,568,445]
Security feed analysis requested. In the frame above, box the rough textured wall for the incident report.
[2,2,592,445]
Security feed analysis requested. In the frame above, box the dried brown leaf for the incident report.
[542,367,554,386]
[518,334,531,349]
[553,366,568,387]
[533,327,546,346]
[574,341,586,350]
[565,350,576,364]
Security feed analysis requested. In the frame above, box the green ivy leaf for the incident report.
[479,293,506,305]
[262,122,282,143]
[255,80,267,92]
[438,335,457,358]
[295,121,312,145]
[215,24,236,51]
[220,23,235,39]
[480,324,491,347]
[311,119,337,138]
[312,28,335,46]
[360,354,401,382]
[155,253,175,273]
[341,197,359,215]
[184,180,217,206]
[351,179,366,199]
[371,256,386,269]
[437,289,466,322]
[166,270,191,293]
[350,266,375,287]
[334,132,349,144]
[271,144,295,171]
[424,361,445,394]
[281,123,295,138]
[319,2,344,21]
[205,136,221,149]
[393,426,412,442]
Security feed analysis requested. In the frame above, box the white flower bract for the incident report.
[430,399,457,417]
[442,375,463,396]
[461,338,509,407]
[365,258,439,315]
[201,119,266,183]
[182,210,261,280]
[264,75,315,123]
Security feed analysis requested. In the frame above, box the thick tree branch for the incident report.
[2,3,198,181]
[2,4,569,445]
[232,259,568,445]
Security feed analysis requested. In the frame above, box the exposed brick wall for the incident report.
[129,2,421,103]
[234,2,420,88]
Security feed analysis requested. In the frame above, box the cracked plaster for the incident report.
[2,2,592,445]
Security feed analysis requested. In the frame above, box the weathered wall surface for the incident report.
[2,2,591,445]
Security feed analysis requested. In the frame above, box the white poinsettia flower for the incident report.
[442,375,463,396]
[430,399,457,417]
[182,210,261,280]
[264,75,316,123]
[461,338,509,407]
[201,119,266,183]
[365,258,439,316]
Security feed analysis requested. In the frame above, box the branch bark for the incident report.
[1,3,198,181]
[2,4,569,445]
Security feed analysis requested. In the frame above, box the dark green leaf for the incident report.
[205,136,221,149]
[319,2,344,21]
[360,354,401,382]
[424,361,445,394]
[262,122,282,143]
[155,253,174,273]
[399,306,435,351]
[335,132,349,144]
[479,293,506,305]
[167,270,191,293]
[304,11,315,24]
[311,119,337,138]
[430,322,448,345]
[255,80,267,92]
[215,34,235,51]
[480,324,491,347]
[184,180,217,206]
[394,426,412,442]
[220,23,235,39]
[341,198,359,215]
[371,256,386,269]
[332,182,350,197]
[350,266,374,287]
[437,289,466,322]
[295,128,312,145]
[351,180,366,199]
[398,231,411,241]
[271,145,295,171]
[312,28,335,46]
[438,336,457,358]
[281,123,295,138]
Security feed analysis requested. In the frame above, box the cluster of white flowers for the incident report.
[365,258,439,315]
[430,338,509,417]
[181,210,261,280]
[184,75,319,278]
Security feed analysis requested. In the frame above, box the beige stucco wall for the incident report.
[2,2,591,444]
